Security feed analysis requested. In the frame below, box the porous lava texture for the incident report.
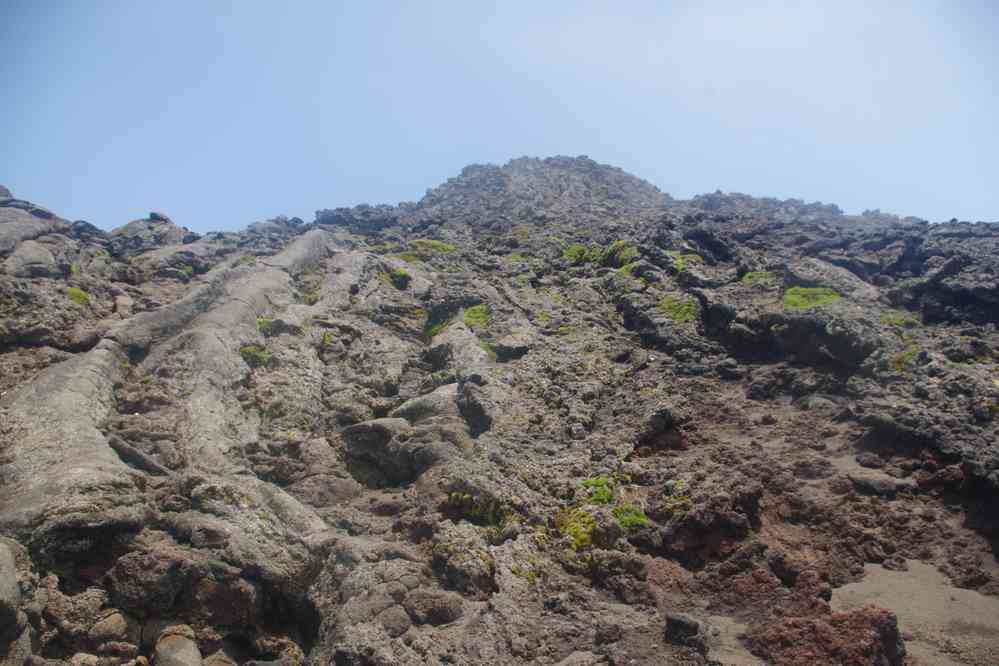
[1,156,997,666]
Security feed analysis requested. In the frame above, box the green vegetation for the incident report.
[256,317,279,336]
[478,339,498,362]
[536,310,552,324]
[441,492,507,527]
[239,345,272,369]
[556,507,597,551]
[302,288,321,305]
[235,254,257,267]
[891,346,921,373]
[463,304,491,328]
[67,287,90,307]
[599,240,639,268]
[783,286,842,310]
[880,310,920,329]
[94,248,110,258]
[69,263,81,276]
[177,263,195,277]
[386,267,411,289]
[613,504,650,530]
[394,251,421,263]
[506,252,529,263]
[512,225,531,239]
[659,479,693,517]
[666,250,703,272]
[741,271,776,286]
[580,476,614,505]
[617,261,642,278]
[514,274,531,287]
[321,330,337,346]
[562,243,589,265]
[510,562,539,584]
[410,239,457,256]
[657,296,699,325]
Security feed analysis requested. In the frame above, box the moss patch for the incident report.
[741,271,776,286]
[613,504,650,530]
[667,250,703,272]
[67,287,91,307]
[891,346,921,373]
[880,310,920,329]
[410,239,457,256]
[562,243,589,265]
[657,296,699,325]
[783,286,842,310]
[556,507,596,551]
[240,345,272,369]
[463,304,491,328]
[386,268,411,289]
[580,476,614,505]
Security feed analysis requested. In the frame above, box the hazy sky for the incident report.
[2,1,996,232]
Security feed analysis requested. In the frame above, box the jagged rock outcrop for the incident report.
[1,163,998,665]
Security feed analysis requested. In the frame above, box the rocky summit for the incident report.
[1,156,998,666]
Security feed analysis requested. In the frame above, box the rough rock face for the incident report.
[0,158,997,665]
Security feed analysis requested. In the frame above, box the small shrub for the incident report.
[240,345,271,369]
[321,330,337,346]
[67,287,90,307]
[657,296,699,324]
[613,504,650,530]
[783,286,842,310]
[741,271,776,286]
[463,304,491,328]
[659,479,693,517]
[177,263,195,276]
[580,476,614,505]
[880,310,920,329]
[556,507,596,551]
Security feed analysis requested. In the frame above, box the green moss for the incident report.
[599,240,640,268]
[580,476,614,505]
[67,287,90,307]
[256,317,278,336]
[514,274,531,288]
[69,263,81,276]
[177,263,195,276]
[613,504,650,530]
[239,345,271,369]
[441,492,507,527]
[94,248,110,258]
[783,286,842,310]
[512,225,531,239]
[385,268,411,289]
[425,315,453,338]
[617,261,642,277]
[562,243,589,265]
[410,239,457,256]
[303,288,321,305]
[394,251,422,264]
[478,340,498,362]
[321,330,337,347]
[666,250,703,272]
[657,296,699,325]
[659,479,693,517]
[510,563,539,584]
[506,252,529,263]
[891,346,921,373]
[880,310,920,329]
[536,310,552,324]
[463,304,491,328]
[556,507,596,551]
[235,254,257,267]
[741,271,776,286]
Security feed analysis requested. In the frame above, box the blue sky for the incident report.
[2,1,996,232]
